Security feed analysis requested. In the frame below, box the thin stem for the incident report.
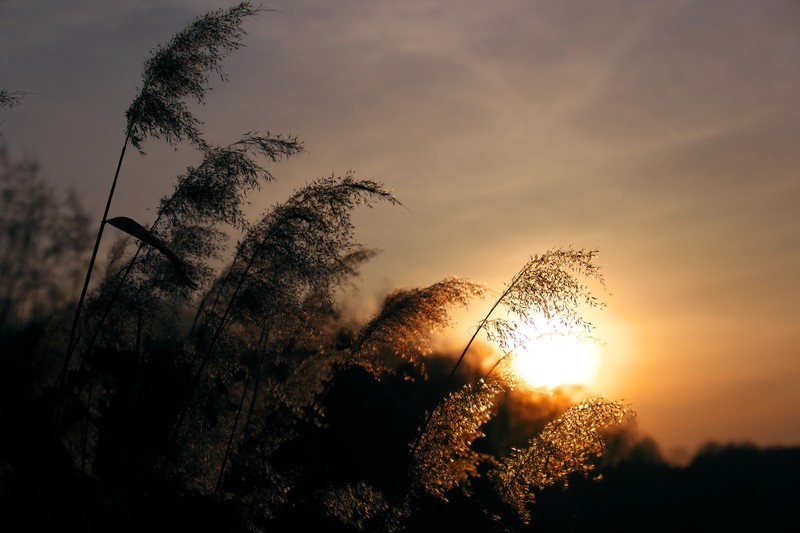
[65,245,143,402]
[379,283,518,532]
[68,188,189,397]
[58,131,131,389]
[190,243,244,338]
[408,283,513,458]
[35,132,130,533]
[215,370,250,494]
[242,328,270,438]
[188,287,213,338]
[170,244,260,442]
[483,350,512,381]
[70,175,182,373]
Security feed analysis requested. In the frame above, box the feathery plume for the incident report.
[411,378,503,499]
[353,277,484,374]
[491,397,634,523]
[483,247,605,352]
[126,2,262,151]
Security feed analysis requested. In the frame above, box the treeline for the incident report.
[534,440,800,531]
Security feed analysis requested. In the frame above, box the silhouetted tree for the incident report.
[0,144,90,333]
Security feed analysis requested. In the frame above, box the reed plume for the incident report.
[61,1,262,385]
[126,2,262,152]
[353,276,485,375]
[492,397,634,523]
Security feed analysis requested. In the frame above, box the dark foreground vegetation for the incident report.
[2,320,799,532]
[2,3,798,532]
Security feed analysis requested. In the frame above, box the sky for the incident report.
[1,0,799,462]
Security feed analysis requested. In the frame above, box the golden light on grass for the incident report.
[511,322,602,390]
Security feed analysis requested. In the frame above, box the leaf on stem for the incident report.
[106,216,197,289]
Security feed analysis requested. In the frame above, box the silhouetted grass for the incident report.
[0,5,654,532]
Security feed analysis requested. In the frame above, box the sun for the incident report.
[509,322,602,391]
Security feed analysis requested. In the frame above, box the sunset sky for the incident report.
[2,0,798,462]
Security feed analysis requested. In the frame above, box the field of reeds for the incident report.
[0,4,638,531]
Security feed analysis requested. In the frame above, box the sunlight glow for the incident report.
[511,323,602,390]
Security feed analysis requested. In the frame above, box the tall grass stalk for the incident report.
[170,241,260,441]
[57,1,261,389]
[372,249,608,530]
[58,133,130,389]
[69,133,302,394]
[171,176,400,442]
[35,5,262,528]
[409,248,604,459]
[215,369,250,494]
